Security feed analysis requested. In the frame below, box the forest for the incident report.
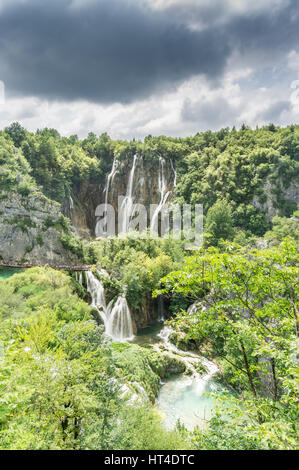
[0,122,298,450]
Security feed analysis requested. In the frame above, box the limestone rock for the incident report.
[0,191,81,265]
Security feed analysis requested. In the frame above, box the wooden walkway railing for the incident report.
[0,261,91,271]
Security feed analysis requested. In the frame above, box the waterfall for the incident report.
[158,296,165,322]
[119,154,139,234]
[104,158,117,209]
[170,159,177,187]
[86,271,134,342]
[106,294,134,341]
[68,194,79,235]
[86,271,107,325]
[75,271,83,285]
[95,158,118,237]
[96,153,177,237]
[150,157,171,232]
[157,324,222,430]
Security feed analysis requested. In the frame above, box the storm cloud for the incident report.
[0,0,298,104]
[0,0,229,103]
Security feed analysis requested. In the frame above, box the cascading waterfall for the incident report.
[104,158,117,209]
[86,271,134,342]
[170,159,177,188]
[68,194,79,235]
[106,294,134,341]
[86,271,107,325]
[95,158,118,237]
[75,271,83,285]
[157,324,220,428]
[158,325,218,384]
[69,195,74,211]
[158,296,165,322]
[96,153,177,237]
[119,154,139,234]
[150,157,171,232]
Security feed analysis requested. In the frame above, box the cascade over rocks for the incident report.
[86,270,134,342]
[64,153,177,237]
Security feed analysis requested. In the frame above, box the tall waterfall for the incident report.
[95,158,118,237]
[119,154,139,234]
[86,271,134,342]
[150,157,171,232]
[170,159,177,187]
[68,194,79,235]
[96,153,177,237]
[104,158,117,209]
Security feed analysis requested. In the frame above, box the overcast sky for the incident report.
[0,0,299,139]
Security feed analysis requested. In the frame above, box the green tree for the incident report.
[205,200,235,245]
[5,122,26,147]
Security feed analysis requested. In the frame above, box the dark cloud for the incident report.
[0,0,298,104]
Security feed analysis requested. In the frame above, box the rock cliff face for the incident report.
[64,154,176,237]
[252,178,299,221]
[65,153,299,238]
[0,191,81,265]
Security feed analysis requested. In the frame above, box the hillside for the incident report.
[1,123,299,241]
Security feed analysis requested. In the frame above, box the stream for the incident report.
[133,321,228,430]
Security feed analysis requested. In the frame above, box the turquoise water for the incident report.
[157,374,227,430]
[0,268,24,279]
[134,321,229,430]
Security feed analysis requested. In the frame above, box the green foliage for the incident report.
[111,343,186,402]
[94,236,185,311]
[265,207,299,243]
[60,233,84,259]
[1,123,299,450]
[205,199,235,246]
[0,135,34,193]
[156,238,299,449]
[109,406,191,450]
[111,343,161,401]
[2,123,299,241]
[7,215,36,233]
[173,125,299,237]
[4,122,26,147]
[193,391,299,450]
[0,268,191,450]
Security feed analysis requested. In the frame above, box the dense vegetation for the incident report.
[2,122,299,239]
[155,238,299,449]
[0,268,190,450]
[0,122,298,450]
[90,236,185,311]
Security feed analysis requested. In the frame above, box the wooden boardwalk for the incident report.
[0,261,91,271]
